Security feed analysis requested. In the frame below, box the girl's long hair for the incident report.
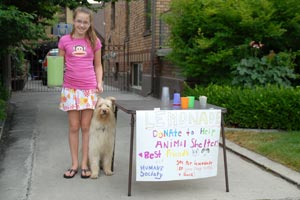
[71,7,98,49]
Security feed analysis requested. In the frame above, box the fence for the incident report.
[16,72,130,93]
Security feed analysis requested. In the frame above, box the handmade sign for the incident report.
[136,109,221,181]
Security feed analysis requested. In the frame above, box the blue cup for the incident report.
[173,93,181,109]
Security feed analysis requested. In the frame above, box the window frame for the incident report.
[131,63,143,89]
[144,0,152,35]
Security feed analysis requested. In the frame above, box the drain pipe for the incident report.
[147,0,156,96]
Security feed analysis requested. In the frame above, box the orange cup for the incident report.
[181,97,189,109]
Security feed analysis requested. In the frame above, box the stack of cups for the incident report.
[161,86,170,109]
[173,93,181,109]
[199,96,207,109]
[187,96,195,108]
[181,97,189,109]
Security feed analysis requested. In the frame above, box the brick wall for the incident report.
[103,0,184,96]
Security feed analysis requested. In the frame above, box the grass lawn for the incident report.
[225,130,300,172]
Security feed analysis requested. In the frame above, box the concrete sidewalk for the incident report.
[0,91,299,200]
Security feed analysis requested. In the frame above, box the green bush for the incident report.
[232,50,298,87]
[184,84,300,130]
[0,99,6,120]
[163,0,300,85]
[0,83,9,120]
[0,83,9,101]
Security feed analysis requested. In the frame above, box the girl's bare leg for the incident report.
[64,110,80,176]
[80,109,94,176]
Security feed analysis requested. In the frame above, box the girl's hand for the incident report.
[96,83,103,93]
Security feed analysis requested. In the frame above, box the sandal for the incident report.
[63,168,78,179]
[81,168,91,179]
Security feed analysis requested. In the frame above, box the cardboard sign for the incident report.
[136,109,221,181]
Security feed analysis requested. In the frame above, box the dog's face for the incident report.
[94,97,116,121]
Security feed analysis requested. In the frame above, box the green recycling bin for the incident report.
[47,56,64,87]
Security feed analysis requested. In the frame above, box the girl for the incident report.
[58,7,103,179]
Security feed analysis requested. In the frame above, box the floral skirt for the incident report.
[59,88,98,111]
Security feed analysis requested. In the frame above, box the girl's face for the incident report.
[73,12,90,37]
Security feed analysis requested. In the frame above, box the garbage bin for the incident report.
[47,56,64,87]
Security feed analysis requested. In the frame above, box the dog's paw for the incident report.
[90,173,99,179]
[104,170,114,176]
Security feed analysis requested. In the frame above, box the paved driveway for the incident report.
[0,91,299,200]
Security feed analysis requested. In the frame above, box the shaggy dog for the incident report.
[89,96,116,179]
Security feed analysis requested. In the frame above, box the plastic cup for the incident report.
[199,96,207,109]
[187,96,195,108]
[173,93,181,108]
[161,87,170,109]
[181,97,189,109]
[162,86,169,97]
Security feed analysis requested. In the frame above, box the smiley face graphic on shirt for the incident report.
[72,45,87,57]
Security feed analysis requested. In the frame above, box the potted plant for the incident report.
[11,49,29,91]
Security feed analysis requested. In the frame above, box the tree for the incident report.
[0,0,130,90]
[0,5,45,51]
[0,1,98,50]
[163,0,300,86]
[0,0,130,51]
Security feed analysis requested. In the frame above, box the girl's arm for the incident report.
[94,49,103,93]
[58,49,65,57]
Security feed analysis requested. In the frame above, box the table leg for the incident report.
[128,114,135,196]
[221,114,229,192]
[112,107,118,172]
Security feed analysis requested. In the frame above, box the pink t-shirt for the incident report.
[58,34,102,89]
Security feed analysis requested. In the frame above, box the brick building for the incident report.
[100,0,184,97]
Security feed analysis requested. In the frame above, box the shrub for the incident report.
[163,0,300,85]
[184,84,300,130]
[0,99,6,120]
[232,49,298,87]
[0,83,9,101]
[0,83,9,120]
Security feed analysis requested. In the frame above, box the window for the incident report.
[111,2,115,30]
[125,1,129,40]
[132,63,143,88]
[114,62,119,81]
[145,0,152,33]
